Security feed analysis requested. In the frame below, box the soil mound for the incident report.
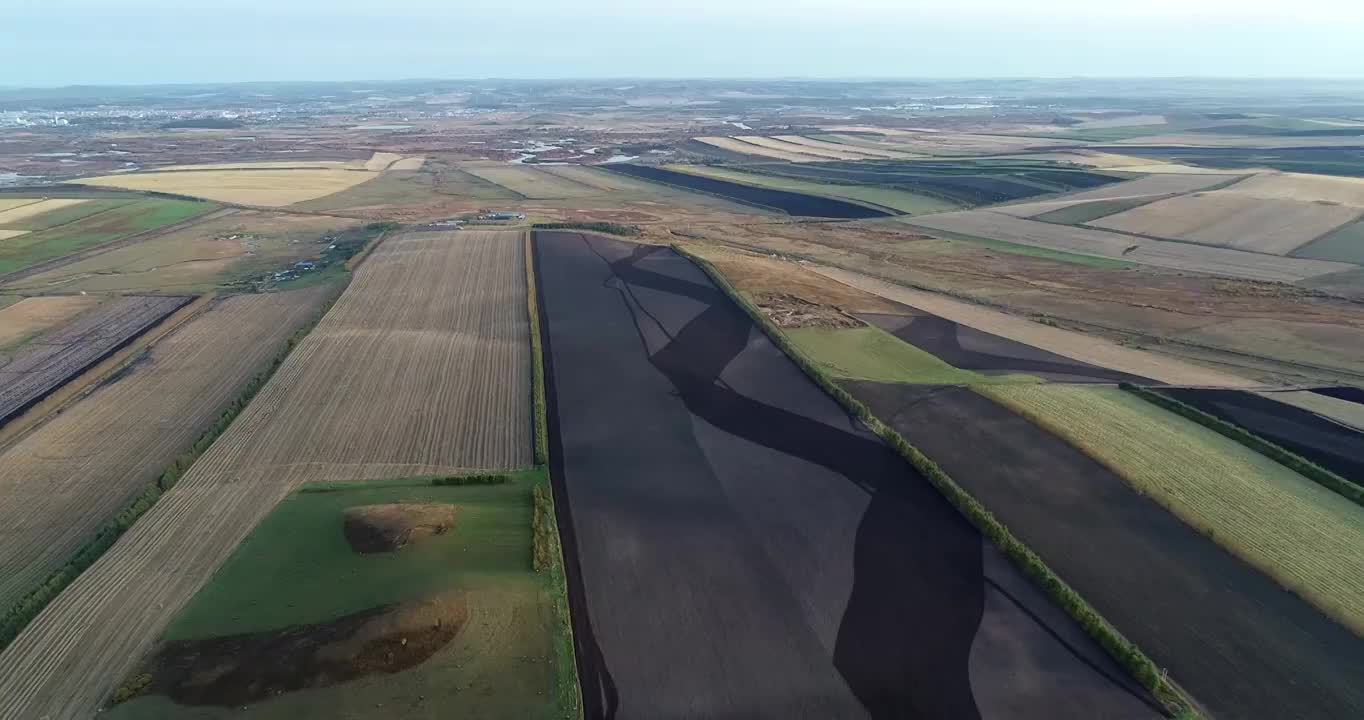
[128,592,469,707]
[755,291,863,329]
[342,503,456,553]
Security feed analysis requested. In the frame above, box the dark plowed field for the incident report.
[599,164,892,218]
[0,294,191,425]
[755,160,1122,205]
[842,382,1364,720]
[1312,385,1364,405]
[535,230,1161,720]
[858,311,1150,384]
[1159,388,1364,481]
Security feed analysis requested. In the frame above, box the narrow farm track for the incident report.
[0,230,530,718]
[0,289,330,611]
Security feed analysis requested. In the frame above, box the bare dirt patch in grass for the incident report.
[342,503,457,554]
[0,295,104,349]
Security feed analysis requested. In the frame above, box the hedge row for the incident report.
[431,473,510,486]
[525,232,550,465]
[1122,384,1364,508]
[673,243,1194,718]
[532,221,641,237]
[0,278,352,652]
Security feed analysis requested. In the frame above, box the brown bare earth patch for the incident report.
[0,295,104,348]
[752,292,863,329]
[129,592,468,707]
[686,244,907,315]
[342,503,457,554]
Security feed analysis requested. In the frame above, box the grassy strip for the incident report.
[532,221,641,237]
[1123,384,1364,508]
[674,242,1194,718]
[0,279,351,652]
[526,231,550,465]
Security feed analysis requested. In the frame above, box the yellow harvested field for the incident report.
[736,136,870,160]
[805,264,1256,386]
[75,168,379,207]
[0,289,330,616]
[363,152,403,171]
[459,163,602,199]
[0,230,532,718]
[1261,390,1364,432]
[695,136,824,162]
[1091,192,1362,255]
[774,135,920,159]
[903,210,1355,282]
[0,230,29,241]
[0,295,105,348]
[980,384,1364,636]
[1225,172,1364,205]
[0,199,88,226]
[0,199,42,213]
[388,156,427,171]
[994,173,1244,217]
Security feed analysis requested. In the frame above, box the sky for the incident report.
[5,0,1364,86]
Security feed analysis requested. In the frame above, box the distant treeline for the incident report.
[533,222,642,237]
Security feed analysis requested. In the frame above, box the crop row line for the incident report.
[1122,384,1364,508]
[673,242,1196,719]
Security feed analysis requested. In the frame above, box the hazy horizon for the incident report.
[7,0,1364,87]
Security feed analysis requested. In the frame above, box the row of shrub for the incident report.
[525,232,551,465]
[530,483,558,573]
[673,243,1194,718]
[532,221,642,237]
[0,276,353,651]
[430,473,510,486]
[1121,384,1364,508]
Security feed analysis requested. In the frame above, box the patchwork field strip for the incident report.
[0,296,104,348]
[774,135,921,159]
[1091,193,1362,255]
[536,230,1162,719]
[76,169,379,207]
[0,199,89,227]
[0,295,191,426]
[981,384,1364,636]
[846,383,1364,719]
[902,210,1356,282]
[694,136,825,162]
[735,136,873,160]
[602,164,890,218]
[0,230,532,718]
[458,164,602,199]
[805,265,1257,387]
[993,173,1244,217]
[0,289,332,615]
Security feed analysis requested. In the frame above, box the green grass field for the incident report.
[106,470,577,719]
[667,164,960,215]
[785,325,1039,385]
[979,384,1364,636]
[0,198,215,275]
[924,229,1136,270]
[1031,197,1164,226]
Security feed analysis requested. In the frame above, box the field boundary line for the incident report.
[526,230,585,720]
[666,164,907,216]
[0,281,348,652]
[1123,384,1364,508]
[0,293,217,451]
[673,241,1197,718]
[596,165,790,216]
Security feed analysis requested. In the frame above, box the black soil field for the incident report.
[1158,388,1364,481]
[756,160,1121,205]
[535,230,1161,720]
[858,311,1150,384]
[1312,385,1364,405]
[843,382,1364,720]
[599,164,893,218]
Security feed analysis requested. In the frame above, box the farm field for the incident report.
[812,129,1075,155]
[0,230,533,718]
[980,384,1364,635]
[694,136,825,162]
[666,164,958,214]
[800,266,1258,386]
[76,169,379,207]
[103,473,576,719]
[785,325,1040,385]
[0,199,91,227]
[845,383,1364,719]
[535,230,1162,719]
[1157,388,1364,481]
[732,135,873,160]
[0,294,191,426]
[0,198,217,277]
[0,295,104,348]
[1268,390,1364,432]
[902,209,1357,282]
[991,172,1244,217]
[458,163,602,199]
[2,210,358,293]
[0,288,332,622]
[774,135,921,159]
[1294,218,1364,263]
[601,164,892,218]
[1090,192,1362,255]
